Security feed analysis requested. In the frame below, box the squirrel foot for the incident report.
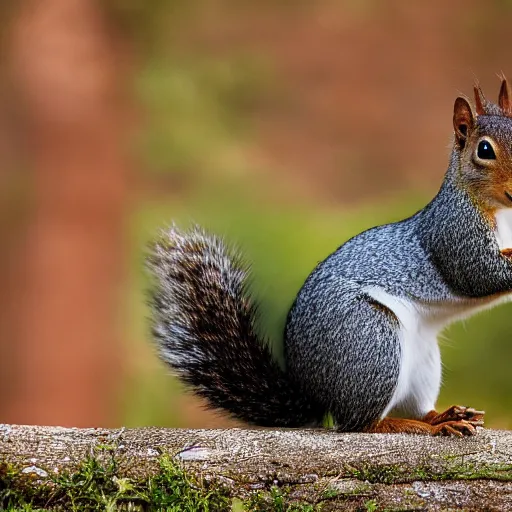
[430,419,477,437]
[423,406,485,427]
[367,416,479,437]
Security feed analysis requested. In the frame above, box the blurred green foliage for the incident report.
[137,55,273,181]
[101,0,192,52]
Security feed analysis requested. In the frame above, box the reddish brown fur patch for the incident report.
[473,200,498,229]
[366,417,436,435]
[453,97,475,148]
[422,410,438,423]
[366,417,476,436]
[458,80,512,211]
[498,78,512,116]
[460,138,512,216]
[469,166,512,215]
[474,84,486,116]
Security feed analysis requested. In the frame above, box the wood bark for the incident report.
[2,425,512,510]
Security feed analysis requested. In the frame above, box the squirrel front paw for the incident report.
[424,405,485,428]
[431,419,478,437]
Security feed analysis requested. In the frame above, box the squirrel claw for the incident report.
[425,405,485,427]
[433,420,477,437]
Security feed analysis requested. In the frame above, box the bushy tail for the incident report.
[146,225,323,427]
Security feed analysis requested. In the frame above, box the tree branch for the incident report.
[1,424,511,510]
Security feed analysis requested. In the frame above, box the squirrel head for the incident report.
[453,77,512,212]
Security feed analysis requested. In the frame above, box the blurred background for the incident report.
[1,0,512,429]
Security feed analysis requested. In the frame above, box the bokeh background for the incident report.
[1,0,512,429]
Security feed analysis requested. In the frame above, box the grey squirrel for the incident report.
[147,78,512,436]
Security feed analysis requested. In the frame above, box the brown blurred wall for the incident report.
[0,0,129,426]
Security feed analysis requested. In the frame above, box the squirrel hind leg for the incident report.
[366,416,479,437]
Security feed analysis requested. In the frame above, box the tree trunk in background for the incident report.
[1,0,129,426]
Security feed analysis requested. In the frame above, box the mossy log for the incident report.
[2,425,512,510]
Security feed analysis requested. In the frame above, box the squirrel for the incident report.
[147,78,512,436]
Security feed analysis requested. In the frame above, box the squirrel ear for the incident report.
[498,77,512,115]
[453,97,475,149]
[473,85,486,116]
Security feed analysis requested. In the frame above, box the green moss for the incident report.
[0,451,232,511]
[244,486,320,511]
[346,464,406,485]
[0,462,51,511]
[146,456,231,511]
[321,488,339,500]
[433,459,512,482]
[345,459,512,485]
[1,451,327,511]
[321,481,372,500]
[364,499,378,512]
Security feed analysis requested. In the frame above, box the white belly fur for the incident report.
[495,208,512,250]
[365,286,512,420]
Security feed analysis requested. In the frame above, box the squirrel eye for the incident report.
[477,140,496,160]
